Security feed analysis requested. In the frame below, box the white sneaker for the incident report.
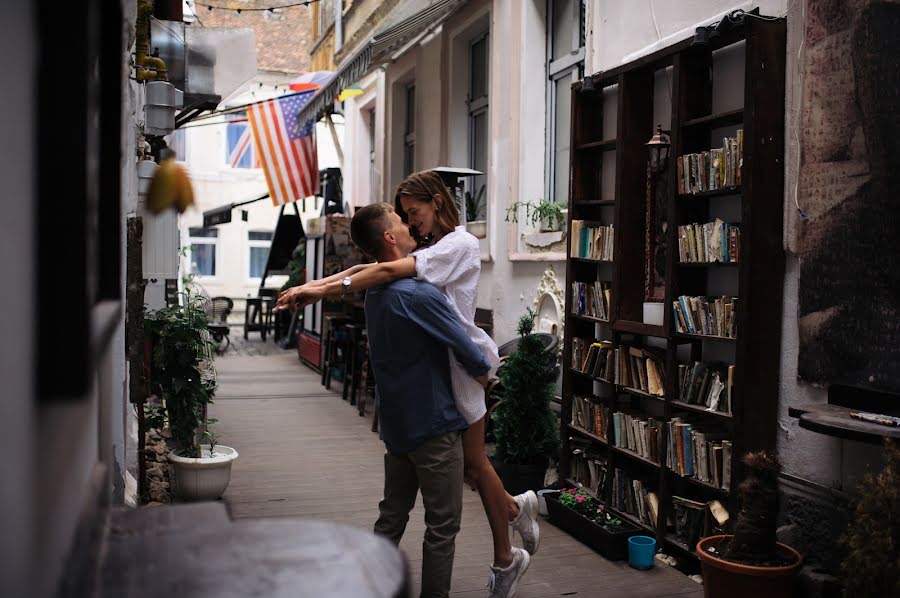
[487,547,531,598]
[510,490,540,555]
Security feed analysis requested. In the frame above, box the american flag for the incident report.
[247,91,319,205]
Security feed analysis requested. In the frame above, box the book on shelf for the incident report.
[611,468,658,528]
[572,281,612,320]
[570,220,615,260]
[677,362,734,415]
[677,130,743,195]
[677,219,741,263]
[612,411,663,463]
[572,395,610,440]
[672,496,731,548]
[569,440,609,497]
[673,295,737,338]
[666,417,731,490]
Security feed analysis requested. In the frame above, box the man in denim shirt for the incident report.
[349,203,490,598]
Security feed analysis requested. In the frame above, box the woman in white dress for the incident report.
[278,171,539,592]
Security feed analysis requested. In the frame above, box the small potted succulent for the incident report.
[696,452,802,598]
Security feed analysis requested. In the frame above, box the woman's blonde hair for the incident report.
[394,170,460,239]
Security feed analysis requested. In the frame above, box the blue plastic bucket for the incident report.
[628,535,656,570]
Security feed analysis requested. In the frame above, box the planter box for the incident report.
[545,492,641,561]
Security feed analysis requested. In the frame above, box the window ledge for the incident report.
[508,251,566,262]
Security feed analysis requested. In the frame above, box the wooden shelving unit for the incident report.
[560,17,786,560]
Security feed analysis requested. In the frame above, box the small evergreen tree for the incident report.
[491,309,559,465]
[840,439,900,598]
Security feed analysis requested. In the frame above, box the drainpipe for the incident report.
[135,0,167,82]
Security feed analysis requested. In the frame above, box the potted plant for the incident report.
[465,185,487,239]
[506,199,565,232]
[490,309,559,495]
[144,289,238,501]
[544,487,640,560]
[840,438,899,598]
[696,452,802,598]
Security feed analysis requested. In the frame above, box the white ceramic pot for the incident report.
[168,445,238,501]
[466,220,487,239]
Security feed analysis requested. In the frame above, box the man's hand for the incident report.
[274,284,327,313]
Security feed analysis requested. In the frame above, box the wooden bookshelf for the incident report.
[561,17,785,561]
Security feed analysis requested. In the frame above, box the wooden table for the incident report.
[102,513,410,598]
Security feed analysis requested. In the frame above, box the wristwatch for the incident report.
[340,276,352,296]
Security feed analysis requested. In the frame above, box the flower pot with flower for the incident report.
[544,487,641,560]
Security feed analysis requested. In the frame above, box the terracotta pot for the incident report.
[696,535,802,598]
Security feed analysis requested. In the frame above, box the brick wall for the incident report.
[198,2,313,74]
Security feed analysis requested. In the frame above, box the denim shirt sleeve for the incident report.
[407,287,490,377]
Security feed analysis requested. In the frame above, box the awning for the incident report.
[296,0,468,131]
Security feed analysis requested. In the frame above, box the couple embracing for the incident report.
[276,171,539,598]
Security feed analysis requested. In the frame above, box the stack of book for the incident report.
[613,346,666,396]
[677,362,734,414]
[612,468,660,528]
[571,395,610,439]
[677,219,741,263]
[676,130,743,194]
[672,497,730,549]
[666,418,732,490]
[572,281,611,320]
[572,338,614,379]
[612,412,664,463]
[569,440,608,497]
[570,220,615,260]
[673,295,737,338]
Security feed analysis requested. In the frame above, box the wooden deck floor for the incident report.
[211,352,704,598]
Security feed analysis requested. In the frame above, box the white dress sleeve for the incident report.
[413,231,480,288]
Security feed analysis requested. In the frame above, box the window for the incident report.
[403,83,416,177]
[248,230,273,279]
[546,0,585,204]
[468,33,489,222]
[189,227,218,277]
[225,112,255,169]
[368,108,377,201]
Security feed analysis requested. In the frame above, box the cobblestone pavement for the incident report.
[218,325,295,357]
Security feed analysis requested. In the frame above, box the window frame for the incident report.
[467,31,490,225]
[246,229,274,282]
[403,82,416,178]
[545,0,586,206]
[188,227,220,280]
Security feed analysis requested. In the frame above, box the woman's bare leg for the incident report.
[463,417,519,567]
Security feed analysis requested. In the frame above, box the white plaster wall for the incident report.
[0,2,34,594]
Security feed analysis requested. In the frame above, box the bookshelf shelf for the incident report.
[677,186,742,200]
[612,320,666,337]
[568,423,608,446]
[571,314,609,324]
[682,108,744,129]
[576,139,617,151]
[676,261,739,268]
[573,200,616,207]
[611,446,660,469]
[562,16,785,563]
[670,399,733,421]
[671,471,730,497]
[674,332,737,343]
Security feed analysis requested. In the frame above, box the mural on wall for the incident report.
[798,0,900,393]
